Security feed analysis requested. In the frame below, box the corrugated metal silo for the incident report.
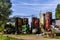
[45,12,52,31]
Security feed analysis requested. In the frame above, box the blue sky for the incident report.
[10,0,60,24]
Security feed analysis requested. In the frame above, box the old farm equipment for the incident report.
[4,22,16,34]
[50,19,60,36]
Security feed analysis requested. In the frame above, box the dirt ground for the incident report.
[3,34,60,40]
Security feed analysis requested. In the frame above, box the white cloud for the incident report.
[12,0,60,5]
[12,3,57,6]
[11,0,60,19]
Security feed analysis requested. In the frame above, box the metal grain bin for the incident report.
[34,18,39,27]
[22,18,29,33]
[40,13,45,26]
[31,17,40,34]
[15,18,23,34]
[45,12,52,31]
[31,17,36,29]
[39,13,45,32]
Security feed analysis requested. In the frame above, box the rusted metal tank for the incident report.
[39,13,45,32]
[22,18,30,33]
[31,17,36,28]
[15,17,23,34]
[31,17,40,33]
[45,12,52,31]
[31,17,39,28]
[35,19,39,27]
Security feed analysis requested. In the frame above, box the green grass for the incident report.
[0,26,4,32]
[54,36,60,39]
[0,35,23,40]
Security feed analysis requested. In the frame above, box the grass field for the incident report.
[0,26,4,32]
[0,35,23,40]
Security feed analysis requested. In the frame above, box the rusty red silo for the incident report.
[31,17,40,33]
[45,12,52,31]
[31,17,39,28]
[15,17,23,34]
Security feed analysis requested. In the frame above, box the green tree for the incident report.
[0,0,12,26]
[55,4,60,19]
